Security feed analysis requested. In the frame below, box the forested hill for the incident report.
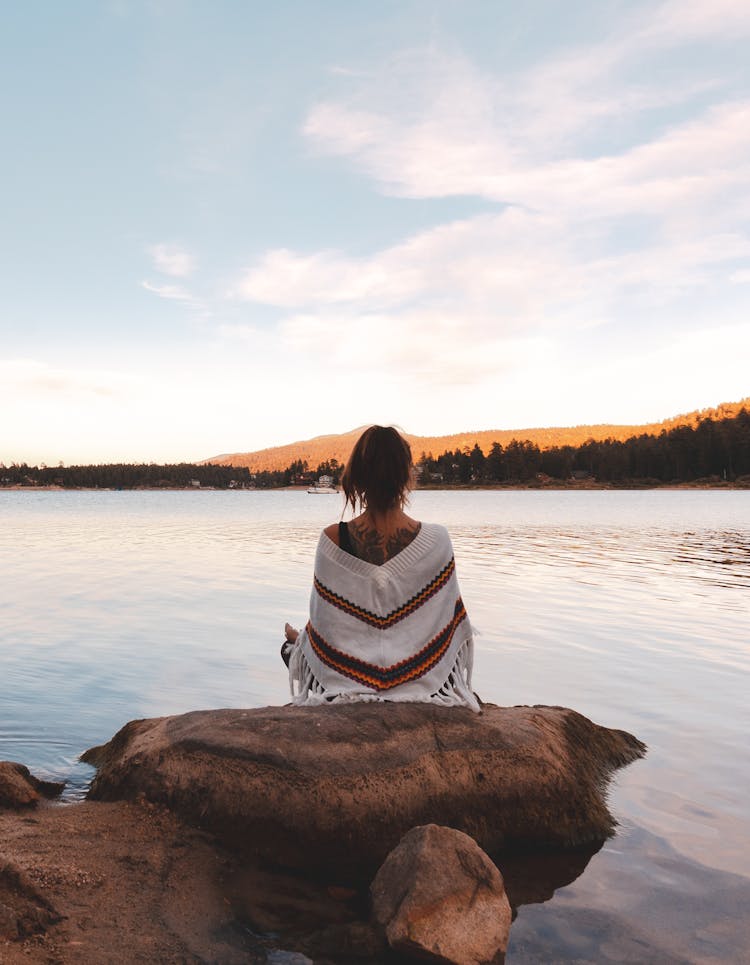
[204,398,750,472]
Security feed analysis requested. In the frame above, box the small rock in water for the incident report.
[371,824,511,965]
[0,761,65,810]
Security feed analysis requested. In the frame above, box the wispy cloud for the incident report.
[231,205,750,392]
[303,57,750,221]
[0,359,128,399]
[141,279,201,305]
[301,0,750,219]
[279,307,551,388]
[328,65,366,78]
[233,245,424,309]
[638,0,750,45]
[149,243,196,278]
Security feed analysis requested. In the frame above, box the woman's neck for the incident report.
[355,506,417,532]
[347,507,421,565]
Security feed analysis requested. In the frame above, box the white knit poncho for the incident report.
[289,522,480,712]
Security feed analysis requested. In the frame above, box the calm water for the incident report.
[1,489,749,962]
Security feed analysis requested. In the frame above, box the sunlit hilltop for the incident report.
[205,398,749,472]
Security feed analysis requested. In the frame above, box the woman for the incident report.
[284,425,480,711]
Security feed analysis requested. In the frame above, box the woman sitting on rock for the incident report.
[283,425,480,711]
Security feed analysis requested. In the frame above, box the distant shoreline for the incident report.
[2,481,748,493]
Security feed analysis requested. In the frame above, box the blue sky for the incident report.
[2,0,749,464]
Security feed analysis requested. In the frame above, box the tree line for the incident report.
[417,408,750,485]
[0,458,343,489]
[0,462,253,489]
[3,409,748,489]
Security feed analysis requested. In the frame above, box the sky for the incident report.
[2,0,749,465]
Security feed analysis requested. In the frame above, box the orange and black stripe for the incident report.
[306,597,468,691]
[313,558,455,629]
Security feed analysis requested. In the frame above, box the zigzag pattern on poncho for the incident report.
[312,557,456,629]
[306,597,467,690]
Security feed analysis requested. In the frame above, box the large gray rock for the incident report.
[83,703,645,878]
[0,762,64,810]
[371,824,511,965]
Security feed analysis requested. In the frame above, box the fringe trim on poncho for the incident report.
[289,634,479,709]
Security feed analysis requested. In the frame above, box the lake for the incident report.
[1,489,748,962]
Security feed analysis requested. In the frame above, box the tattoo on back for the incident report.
[348,521,420,565]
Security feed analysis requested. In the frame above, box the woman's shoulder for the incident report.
[420,521,452,542]
[323,522,340,546]
[421,523,453,553]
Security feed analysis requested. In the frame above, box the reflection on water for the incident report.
[1,489,749,961]
[499,842,602,911]
[507,823,750,963]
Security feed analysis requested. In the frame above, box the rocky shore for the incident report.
[1,703,646,964]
